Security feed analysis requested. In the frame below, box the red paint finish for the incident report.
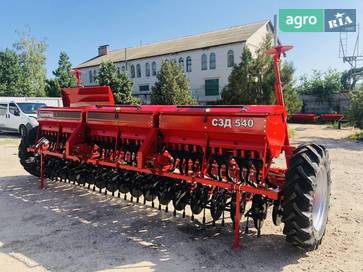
[289,113,319,123]
[233,189,242,250]
[61,86,115,107]
[289,113,344,123]
[72,69,81,86]
[40,152,45,189]
[319,113,344,122]
[28,45,295,250]
[266,45,293,107]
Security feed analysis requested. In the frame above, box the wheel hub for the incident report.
[312,166,328,236]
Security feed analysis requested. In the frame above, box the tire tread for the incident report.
[282,144,331,250]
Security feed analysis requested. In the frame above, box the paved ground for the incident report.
[0,124,362,272]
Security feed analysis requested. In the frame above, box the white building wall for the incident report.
[80,43,244,104]
[246,22,273,56]
[182,42,245,103]
[79,24,272,104]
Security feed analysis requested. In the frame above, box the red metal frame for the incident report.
[289,113,319,123]
[61,86,115,107]
[289,113,344,123]
[31,46,294,250]
[319,113,344,122]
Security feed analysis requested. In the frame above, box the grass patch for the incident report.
[348,131,363,141]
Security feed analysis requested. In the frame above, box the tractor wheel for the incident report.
[18,126,40,177]
[282,144,331,250]
[19,125,28,137]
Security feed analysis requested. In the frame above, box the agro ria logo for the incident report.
[325,9,356,32]
[328,12,352,28]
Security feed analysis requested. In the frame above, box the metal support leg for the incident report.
[233,189,241,250]
[39,153,45,189]
[222,210,225,226]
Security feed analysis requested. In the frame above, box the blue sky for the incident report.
[0,0,362,80]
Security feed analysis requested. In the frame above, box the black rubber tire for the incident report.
[282,144,331,250]
[19,125,27,137]
[18,126,40,177]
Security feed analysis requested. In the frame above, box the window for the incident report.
[89,70,93,83]
[136,64,141,77]
[139,85,150,92]
[121,66,126,72]
[178,57,184,71]
[0,104,7,116]
[145,63,150,77]
[144,94,150,104]
[137,94,150,104]
[131,65,135,78]
[227,50,234,67]
[186,56,192,72]
[152,61,157,76]
[9,103,18,115]
[17,103,45,114]
[201,54,207,70]
[93,70,97,82]
[205,79,219,96]
[209,53,216,70]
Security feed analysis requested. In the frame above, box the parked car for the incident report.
[0,101,46,136]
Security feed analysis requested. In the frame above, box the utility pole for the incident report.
[274,14,278,46]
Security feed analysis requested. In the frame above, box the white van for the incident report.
[0,101,46,136]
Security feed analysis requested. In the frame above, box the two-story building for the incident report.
[76,20,274,104]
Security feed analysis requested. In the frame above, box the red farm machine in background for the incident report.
[289,112,344,123]
[19,45,331,250]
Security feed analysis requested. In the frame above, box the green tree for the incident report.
[222,35,275,105]
[0,49,22,96]
[346,85,363,129]
[45,78,61,97]
[53,51,77,88]
[221,35,301,113]
[341,67,363,91]
[221,47,255,104]
[151,61,195,104]
[297,69,343,97]
[280,62,303,114]
[96,61,138,104]
[13,29,48,97]
[45,51,77,97]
